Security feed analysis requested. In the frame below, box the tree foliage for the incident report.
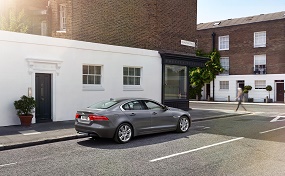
[189,50,224,99]
[0,8,30,33]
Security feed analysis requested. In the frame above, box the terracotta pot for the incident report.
[19,115,33,126]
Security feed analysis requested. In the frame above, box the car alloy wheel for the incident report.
[177,116,190,132]
[114,123,132,143]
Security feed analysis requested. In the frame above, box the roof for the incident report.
[197,11,285,30]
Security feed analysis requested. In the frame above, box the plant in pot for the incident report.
[14,95,36,126]
[265,85,273,103]
[242,89,249,102]
[244,85,253,102]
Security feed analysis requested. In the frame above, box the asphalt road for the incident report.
[0,112,284,176]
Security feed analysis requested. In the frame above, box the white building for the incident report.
[0,30,162,126]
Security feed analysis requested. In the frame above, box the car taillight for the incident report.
[88,115,109,121]
[75,113,80,119]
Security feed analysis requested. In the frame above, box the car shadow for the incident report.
[77,130,200,149]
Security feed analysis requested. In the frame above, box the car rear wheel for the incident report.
[114,123,132,143]
[176,116,190,133]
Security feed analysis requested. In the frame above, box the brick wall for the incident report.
[50,0,197,54]
[197,19,285,75]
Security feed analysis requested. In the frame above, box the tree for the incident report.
[0,8,30,33]
[189,50,224,99]
[265,85,272,99]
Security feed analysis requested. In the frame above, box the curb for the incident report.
[0,134,88,151]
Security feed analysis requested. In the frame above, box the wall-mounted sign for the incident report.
[181,40,195,47]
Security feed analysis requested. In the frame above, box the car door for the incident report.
[122,100,152,135]
[143,100,176,131]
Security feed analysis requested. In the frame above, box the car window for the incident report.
[88,100,118,109]
[144,100,163,110]
[122,101,143,110]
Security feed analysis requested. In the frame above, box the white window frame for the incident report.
[254,31,266,48]
[123,66,143,91]
[220,57,229,75]
[255,80,266,89]
[220,81,229,90]
[82,65,104,91]
[218,35,229,51]
[254,55,266,74]
[59,4,66,31]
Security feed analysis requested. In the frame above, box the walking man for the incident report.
[236,87,247,111]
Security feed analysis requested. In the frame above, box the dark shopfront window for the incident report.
[164,65,187,100]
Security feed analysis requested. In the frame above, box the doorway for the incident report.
[35,73,52,123]
[276,82,284,102]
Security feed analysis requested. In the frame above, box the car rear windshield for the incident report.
[87,100,119,109]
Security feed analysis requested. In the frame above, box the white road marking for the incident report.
[0,162,17,167]
[270,116,285,122]
[259,126,285,134]
[149,137,244,162]
[19,130,41,135]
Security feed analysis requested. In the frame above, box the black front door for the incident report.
[35,73,52,123]
[276,83,284,102]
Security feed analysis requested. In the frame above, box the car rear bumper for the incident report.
[75,121,116,138]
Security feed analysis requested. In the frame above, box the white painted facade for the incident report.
[0,30,162,127]
[203,75,285,102]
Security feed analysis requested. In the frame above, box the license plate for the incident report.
[81,116,89,121]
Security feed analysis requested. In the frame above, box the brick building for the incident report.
[48,0,197,54]
[197,11,285,102]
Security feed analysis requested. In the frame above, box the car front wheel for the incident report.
[176,116,190,133]
[114,123,132,143]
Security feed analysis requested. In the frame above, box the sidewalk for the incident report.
[0,107,249,151]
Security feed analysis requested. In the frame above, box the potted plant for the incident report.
[244,85,253,102]
[265,85,273,103]
[243,89,249,102]
[14,95,36,126]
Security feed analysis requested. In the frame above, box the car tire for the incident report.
[176,116,190,133]
[114,123,133,144]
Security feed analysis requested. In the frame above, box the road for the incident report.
[1,103,285,175]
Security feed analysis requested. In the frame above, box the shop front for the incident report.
[160,52,208,111]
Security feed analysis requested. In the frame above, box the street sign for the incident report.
[181,40,195,47]
[270,116,285,122]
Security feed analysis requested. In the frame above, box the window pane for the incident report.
[89,66,95,74]
[88,75,95,84]
[95,66,101,74]
[83,65,88,74]
[123,76,128,85]
[129,68,135,76]
[95,76,101,84]
[123,67,128,76]
[164,65,187,99]
[129,77,135,85]
[135,77,140,85]
[135,68,140,76]
[83,75,87,84]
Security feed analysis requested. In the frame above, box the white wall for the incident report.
[209,74,285,102]
[0,30,162,126]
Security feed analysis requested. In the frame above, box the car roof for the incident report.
[110,97,155,102]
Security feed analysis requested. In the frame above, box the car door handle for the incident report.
[152,112,157,115]
[129,113,136,116]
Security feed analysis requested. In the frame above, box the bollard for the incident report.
[208,95,210,101]
[228,95,230,102]
[266,96,268,103]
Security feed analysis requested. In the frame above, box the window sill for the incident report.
[123,85,144,91]
[56,30,66,33]
[254,45,266,48]
[83,85,105,91]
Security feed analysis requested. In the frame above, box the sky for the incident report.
[197,0,285,23]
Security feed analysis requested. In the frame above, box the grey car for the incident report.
[75,98,191,143]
